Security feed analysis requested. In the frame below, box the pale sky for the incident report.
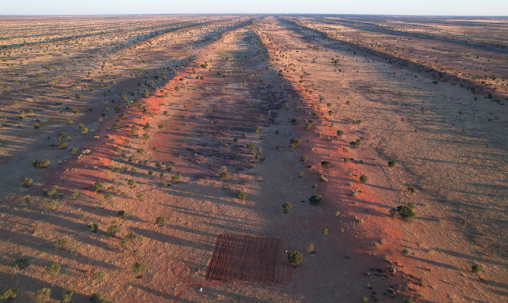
[1,0,507,16]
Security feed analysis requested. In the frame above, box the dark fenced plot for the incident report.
[205,233,290,284]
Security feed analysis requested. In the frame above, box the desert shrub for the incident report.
[298,172,304,178]
[136,193,144,200]
[472,264,481,273]
[246,143,255,150]
[390,203,416,220]
[43,185,58,197]
[321,161,333,169]
[34,123,40,129]
[282,202,292,213]
[54,238,69,250]
[311,184,318,189]
[132,262,147,277]
[289,138,301,150]
[306,244,314,254]
[156,216,166,227]
[46,263,61,276]
[300,155,308,163]
[57,142,67,149]
[33,159,51,168]
[117,210,131,220]
[360,175,368,183]
[171,174,182,183]
[322,228,328,236]
[93,271,105,281]
[121,232,143,249]
[128,179,136,188]
[165,164,173,171]
[350,141,361,148]
[288,251,303,266]
[88,223,98,233]
[388,160,397,167]
[14,258,29,270]
[106,225,120,237]
[236,191,247,200]
[402,248,411,256]
[407,186,416,193]
[291,118,298,124]
[336,130,344,137]
[405,299,414,303]
[36,288,51,302]
[46,200,59,211]
[70,147,78,155]
[0,288,18,300]
[93,180,104,192]
[60,290,74,303]
[20,178,33,187]
[309,194,322,205]
[219,171,231,180]
[89,293,111,303]
[351,189,360,197]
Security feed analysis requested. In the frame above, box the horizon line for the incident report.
[1,13,508,17]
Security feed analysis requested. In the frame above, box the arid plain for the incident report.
[0,15,507,303]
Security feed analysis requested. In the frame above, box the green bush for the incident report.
[0,288,18,300]
[46,200,59,211]
[132,262,147,277]
[54,238,69,250]
[33,159,51,168]
[306,244,314,254]
[20,178,33,187]
[336,130,344,137]
[289,138,301,150]
[288,251,303,266]
[70,147,78,155]
[236,191,247,200]
[88,223,98,233]
[402,248,411,256]
[472,264,481,273]
[309,194,322,205]
[360,175,368,184]
[93,180,104,192]
[171,174,182,183]
[350,141,361,148]
[322,228,328,236]
[46,263,61,276]
[300,155,308,163]
[117,210,131,220]
[391,203,416,220]
[36,288,51,302]
[93,271,106,281]
[57,142,67,149]
[60,290,74,303]
[106,225,120,236]
[282,202,292,213]
[388,160,397,167]
[128,179,137,188]
[156,216,166,227]
[321,161,333,169]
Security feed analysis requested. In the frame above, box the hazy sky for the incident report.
[2,0,508,16]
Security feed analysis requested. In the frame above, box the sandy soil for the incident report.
[0,15,507,303]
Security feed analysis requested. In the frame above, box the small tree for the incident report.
[156,216,166,227]
[0,288,18,300]
[288,251,303,266]
[88,223,99,233]
[132,262,147,277]
[60,290,74,303]
[309,194,322,205]
[20,178,33,187]
[472,264,481,274]
[236,191,247,200]
[93,180,104,192]
[46,263,61,277]
[36,288,51,302]
[53,238,69,250]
